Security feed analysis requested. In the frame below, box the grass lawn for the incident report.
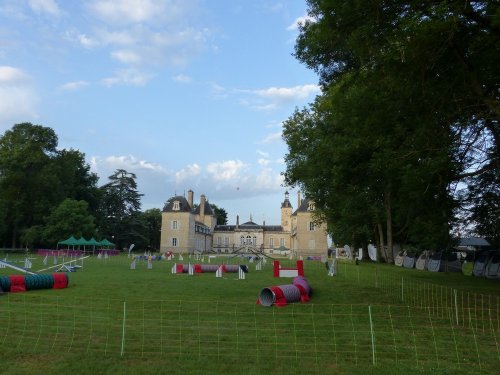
[0,253,498,374]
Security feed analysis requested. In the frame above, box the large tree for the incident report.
[51,149,101,216]
[98,169,144,250]
[283,0,497,255]
[0,123,59,247]
[140,208,162,250]
[42,198,96,245]
[0,123,101,248]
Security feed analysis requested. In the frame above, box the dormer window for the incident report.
[308,202,315,211]
[173,201,180,211]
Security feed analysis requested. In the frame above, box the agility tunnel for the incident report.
[172,263,248,274]
[0,273,69,293]
[257,276,311,307]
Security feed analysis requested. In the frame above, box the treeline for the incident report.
[0,123,161,251]
[283,0,499,259]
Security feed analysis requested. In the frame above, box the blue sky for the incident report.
[0,0,319,225]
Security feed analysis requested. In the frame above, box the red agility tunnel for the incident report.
[257,276,311,307]
[52,273,69,289]
[9,275,26,293]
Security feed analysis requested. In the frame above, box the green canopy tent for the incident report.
[97,238,117,256]
[75,237,91,252]
[57,235,79,250]
[87,237,101,255]
[99,238,115,247]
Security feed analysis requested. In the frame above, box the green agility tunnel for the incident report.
[0,273,69,293]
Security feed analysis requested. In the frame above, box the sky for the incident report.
[0,0,320,226]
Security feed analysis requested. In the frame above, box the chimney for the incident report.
[236,215,239,229]
[200,194,206,217]
[188,189,194,208]
[297,191,301,208]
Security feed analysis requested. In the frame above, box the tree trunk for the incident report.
[11,224,17,249]
[385,187,393,262]
[377,222,388,262]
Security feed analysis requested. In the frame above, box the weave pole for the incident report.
[121,301,126,357]
[369,305,376,365]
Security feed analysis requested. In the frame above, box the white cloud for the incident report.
[64,31,99,48]
[175,163,201,183]
[255,84,320,101]
[255,167,283,189]
[48,1,214,92]
[252,103,278,111]
[256,149,269,158]
[258,158,270,166]
[90,154,172,210]
[79,33,99,48]
[70,2,211,74]
[86,0,168,25]
[173,74,192,83]
[59,80,89,91]
[99,155,167,172]
[210,82,228,99]
[0,66,38,124]
[100,68,153,87]
[207,160,248,182]
[89,154,287,218]
[237,84,320,111]
[0,66,29,83]
[287,15,316,31]
[261,131,282,144]
[28,0,61,17]
[111,49,143,65]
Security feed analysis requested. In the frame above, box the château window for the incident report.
[308,202,315,211]
[172,238,178,246]
[173,201,180,211]
[309,239,315,249]
[269,238,274,247]
[309,222,315,231]
[240,236,245,245]
[246,235,252,245]
[252,236,257,246]
[280,238,285,247]
[172,220,178,230]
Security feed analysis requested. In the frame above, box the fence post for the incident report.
[454,289,459,325]
[121,301,126,356]
[401,277,404,302]
[369,305,376,365]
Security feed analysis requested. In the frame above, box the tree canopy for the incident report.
[42,198,96,245]
[98,169,145,250]
[283,0,499,254]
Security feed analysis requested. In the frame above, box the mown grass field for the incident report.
[0,252,499,375]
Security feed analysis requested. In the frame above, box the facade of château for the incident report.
[160,190,328,257]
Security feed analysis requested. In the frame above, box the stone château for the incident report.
[160,190,328,257]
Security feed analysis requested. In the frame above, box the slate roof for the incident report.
[162,196,191,212]
[193,200,215,216]
[292,197,311,216]
[281,197,292,208]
